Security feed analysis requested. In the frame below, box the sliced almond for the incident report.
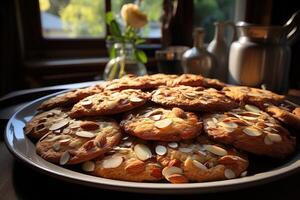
[52,143,60,151]
[155,145,167,156]
[240,171,248,177]
[218,121,238,129]
[49,119,69,131]
[59,151,70,165]
[59,138,71,144]
[245,104,261,113]
[102,156,123,169]
[204,144,228,156]
[192,159,208,170]
[122,136,129,140]
[241,116,257,121]
[144,109,163,118]
[82,161,95,172]
[179,147,193,153]
[75,131,95,138]
[207,121,216,128]
[150,114,162,121]
[242,127,262,136]
[134,144,152,161]
[183,92,197,99]
[125,160,146,174]
[69,122,80,129]
[129,97,143,102]
[81,99,92,106]
[168,142,178,149]
[154,118,172,129]
[122,141,133,147]
[167,174,188,183]
[267,133,282,143]
[68,139,82,148]
[224,169,236,179]
[172,107,187,118]
[264,135,273,145]
[212,117,218,124]
[162,166,183,178]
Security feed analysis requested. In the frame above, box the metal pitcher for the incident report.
[228,11,300,93]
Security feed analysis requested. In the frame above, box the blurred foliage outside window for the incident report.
[39,0,163,38]
[194,0,235,42]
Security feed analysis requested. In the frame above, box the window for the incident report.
[193,0,236,42]
[39,0,106,38]
[111,0,163,38]
[39,0,163,39]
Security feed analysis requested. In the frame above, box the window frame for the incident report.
[18,0,162,60]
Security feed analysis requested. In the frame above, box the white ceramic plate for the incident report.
[4,90,300,194]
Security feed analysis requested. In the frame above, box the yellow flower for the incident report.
[121,3,148,29]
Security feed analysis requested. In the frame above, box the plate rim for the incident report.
[4,88,300,194]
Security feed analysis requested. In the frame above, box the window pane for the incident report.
[194,0,235,42]
[39,0,106,38]
[111,0,163,38]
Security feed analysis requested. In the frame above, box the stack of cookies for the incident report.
[24,74,299,183]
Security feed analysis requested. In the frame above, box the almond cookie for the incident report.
[167,74,226,89]
[264,103,300,130]
[91,135,163,182]
[223,86,285,107]
[103,74,149,91]
[151,86,238,112]
[25,108,69,140]
[36,117,122,164]
[38,85,103,110]
[120,106,202,141]
[203,105,296,158]
[70,89,149,118]
[203,78,226,90]
[167,74,205,87]
[155,136,248,183]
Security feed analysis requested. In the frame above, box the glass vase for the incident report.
[104,43,147,80]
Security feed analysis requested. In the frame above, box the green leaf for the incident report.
[135,50,148,63]
[135,38,146,45]
[109,46,116,59]
[105,12,115,25]
[110,20,122,38]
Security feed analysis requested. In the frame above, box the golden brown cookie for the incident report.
[265,104,300,130]
[70,89,149,118]
[166,74,226,89]
[151,86,238,112]
[203,78,226,90]
[36,117,122,165]
[155,136,248,183]
[167,74,205,87]
[25,108,69,140]
[203,105,296,158]
[120,106,202,141]
[91,136,163,182]
[38,85,103,110]
[103,74,149,91]
[223,86,285,107]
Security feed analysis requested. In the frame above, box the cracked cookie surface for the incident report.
[121,106,202,141]
[203,105,296,158]
[155,136,248,183]
[91,136,163,182]
[151,86,238,112]
[70,89,149,118]
[36,117,122,165]
[38,85,103,110]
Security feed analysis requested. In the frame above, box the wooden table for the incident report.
[1,83,300,199]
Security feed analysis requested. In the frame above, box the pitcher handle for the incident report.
[225,21,237,43]
[284,10,300,45]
